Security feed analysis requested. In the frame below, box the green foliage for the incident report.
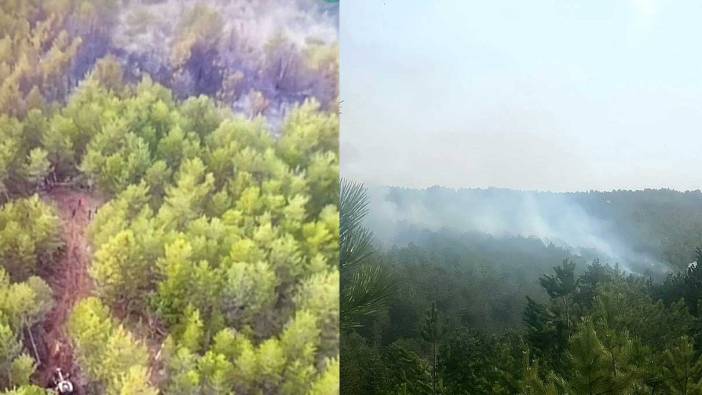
[221,259,278,327]
[0,112,61,196]
[340,180,394,330]
[0,1,339,392]
[153,238,202,326]
[179,307,204,353]
[162,310,325,395]
[523,260,582,374]
[90,230,152,311]
[278,100,337,169]
[22,148,50,186]
[517,355,559,395]
[661,336,702,394]
[309,358,339,395]
[107,366,158,395]
[0,385,47,395]
[68,297,156,393]
[381,344,433,395]
[0,0,84,117]
[540,259,577,299]
[9,354,35,387]
[81,123,152,194]
[294,270,339,360]
[565,318,636,394]
[0,322,23,389]
[438,330,502,394]
[157,158,214,230]
[0,267,51,391]
[91,55,125,94]
[0,196,61,279]
[345,228,702,394]
[62,70,340,393]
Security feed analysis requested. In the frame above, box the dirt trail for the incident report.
[33,186,105,392]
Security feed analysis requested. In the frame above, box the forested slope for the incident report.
[368,186,702,272]
[343,186,702,394]
[0,0,339,393]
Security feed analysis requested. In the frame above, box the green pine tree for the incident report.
[661,336,702,395]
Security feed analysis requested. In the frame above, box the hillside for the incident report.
[343,185,702,394]
[367,186,702,272]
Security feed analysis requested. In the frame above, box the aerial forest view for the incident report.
[0,0,338,394]
[341,1,702,394]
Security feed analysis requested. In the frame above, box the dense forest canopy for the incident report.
[0,0,339,393]
[343,185,702,394]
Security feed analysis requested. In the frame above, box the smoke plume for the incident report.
[366,186,669,275]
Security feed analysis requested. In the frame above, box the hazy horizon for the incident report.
[358,182,702,194]
[341,0,702,192]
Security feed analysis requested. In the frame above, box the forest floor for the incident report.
[32,186,105,392]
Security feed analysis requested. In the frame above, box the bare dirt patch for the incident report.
[31,186,105,392]
[27,185,167,392]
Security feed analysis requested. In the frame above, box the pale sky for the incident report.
[340,0,702,192]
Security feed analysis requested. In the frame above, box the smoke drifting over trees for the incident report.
[2,0,338,125]
[343,185,702,394]
[110,0,338,123]
[366,186,702,274]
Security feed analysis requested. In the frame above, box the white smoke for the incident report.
[112,0,337,55]
[366,186,667,275]
[106,0,338,123]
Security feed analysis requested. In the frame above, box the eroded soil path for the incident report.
[33,186,105,392]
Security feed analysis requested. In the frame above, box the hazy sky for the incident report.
[340,0,702,192]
